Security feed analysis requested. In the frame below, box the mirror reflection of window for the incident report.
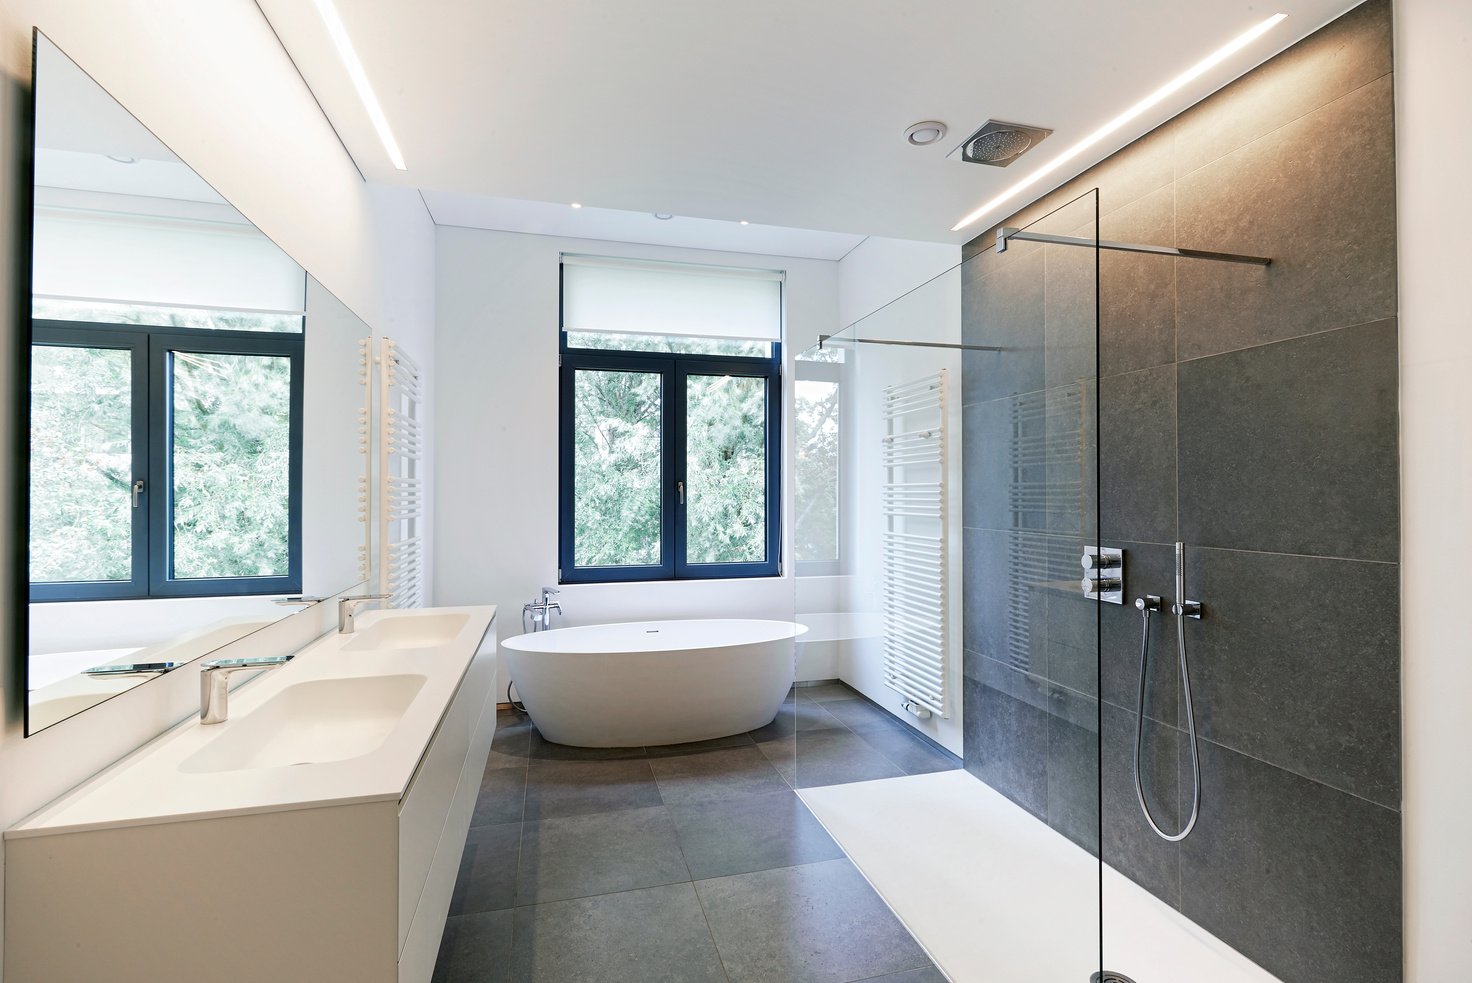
[23,32,369,737]
[795,346,844,575]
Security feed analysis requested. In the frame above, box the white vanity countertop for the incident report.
[6,605,496,840]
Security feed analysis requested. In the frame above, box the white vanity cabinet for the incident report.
[3,607,499,983]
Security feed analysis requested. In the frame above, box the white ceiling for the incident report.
[35,33,232,205]
[257,0,1360,244]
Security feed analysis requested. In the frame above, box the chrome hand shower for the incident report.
[1132,542,1203,842]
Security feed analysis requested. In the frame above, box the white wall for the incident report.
[1395,0,1472,976]
[0,4,433,978]
[830,237,964,754]
[836,236,960,336]
[433,227,837,694]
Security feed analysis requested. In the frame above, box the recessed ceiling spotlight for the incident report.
[653,212,673,220]
[106,154,137,164]
[739,220,750,226]
[570,202,583,209]
[904,121,948,146]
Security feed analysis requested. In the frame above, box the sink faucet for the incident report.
[339,593,391,634]
[522,587,562,632]
[199,655,293,724]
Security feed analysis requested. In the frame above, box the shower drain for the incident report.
[1090,974,1139,983]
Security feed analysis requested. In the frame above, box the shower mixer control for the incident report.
[1081,546,1125,604]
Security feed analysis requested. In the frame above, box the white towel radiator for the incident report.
[880,369,949,717]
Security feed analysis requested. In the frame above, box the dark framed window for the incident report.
[558,334,782,583]
[29,318,304,601]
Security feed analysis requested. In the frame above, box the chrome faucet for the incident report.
[339,593,391,634]
[522,587,562,632]
[199,655,293,724]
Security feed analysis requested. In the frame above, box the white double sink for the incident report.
[177,613,471,775]
[11,606,490,836]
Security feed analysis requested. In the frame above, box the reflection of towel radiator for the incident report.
[880,369,949,717]
[376,337,424,609]
[357,337,373,584]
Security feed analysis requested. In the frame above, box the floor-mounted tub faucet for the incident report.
[523,587,562,632]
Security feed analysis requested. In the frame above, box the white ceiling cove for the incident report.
[257,0,1361,244]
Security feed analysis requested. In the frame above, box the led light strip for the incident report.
[313,0,408,170]
[950,12,1287,233]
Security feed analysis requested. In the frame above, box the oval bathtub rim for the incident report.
[499,618,809,655]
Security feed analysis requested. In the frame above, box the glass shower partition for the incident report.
[791,190,1103,981]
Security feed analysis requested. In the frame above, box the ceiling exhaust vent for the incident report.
[951,120,1052,167]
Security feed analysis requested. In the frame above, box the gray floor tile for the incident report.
[433,909,514,983]
[471,764,526,828]
[483,712,534,770]
[818,698,897,731]
[510,882,726,982]
[524,758,663,820]
[839,719,961,777]
[647,732,757,756]
[450,822,522,915]
[696,858,930,983]
[669,790,844,880]
[517,805,689,905]
[859,967,949,983]
[528,727,647,761]
[650,745,792,807]
[759,729,904,789]
[748,699,843,741]
[795,681,860,703]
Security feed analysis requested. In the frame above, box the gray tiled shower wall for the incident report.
[959,3,1401,982]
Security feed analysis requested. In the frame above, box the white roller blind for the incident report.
[561,255,782,341]
[33,206,306,314]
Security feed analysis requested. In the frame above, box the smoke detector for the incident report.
[949,120,1052,167]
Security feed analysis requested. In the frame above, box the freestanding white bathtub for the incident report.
[501,619,806,747]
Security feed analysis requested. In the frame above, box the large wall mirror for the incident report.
[23,33,375,734]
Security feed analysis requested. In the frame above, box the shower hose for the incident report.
[1133,593,1202,842]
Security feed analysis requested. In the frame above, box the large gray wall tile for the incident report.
[1099,541,1179,727]
[1099,187,1178,378]
[1101,703,1182,907]
[964,659,1050,818]
[1180,742,1402,983]
[1176,77,1397,360]
[1045,684,1100,854]
[1178,320,1399,560]
[1174,0,1393,177]
[1100,364,1177,545]
[961,244,1045,403]
[1186,547,1400,806]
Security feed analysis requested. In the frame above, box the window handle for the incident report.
[132,479,145,509]
[677,480,685,506]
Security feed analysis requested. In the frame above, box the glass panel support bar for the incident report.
[817,336,1004,353]
[996,227,1272,266]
